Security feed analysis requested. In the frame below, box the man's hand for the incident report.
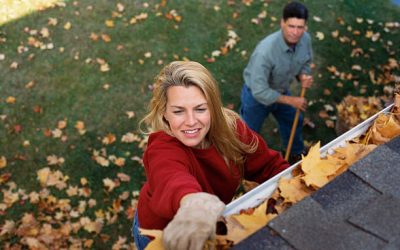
[277,95,308,111]
[163,192,225,250]
[299,74,313,89]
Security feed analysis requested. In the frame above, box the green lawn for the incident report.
[0,0,399,249]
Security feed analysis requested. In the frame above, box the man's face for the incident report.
[281,17,307,45]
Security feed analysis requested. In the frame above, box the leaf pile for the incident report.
[364,92,400,144]
[335,95,383,134]
[313,14,399,134]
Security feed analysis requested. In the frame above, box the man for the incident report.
[240,1,313,164]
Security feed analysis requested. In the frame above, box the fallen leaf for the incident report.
[64,22,71,30]
[103,178,117,192]
[0,156,7,168]
[6,96,16,104]
[46,155,65,166]
[313,16,322,22]
[105,20,114,27]
[316,31,325,40]
[102,133,116,145]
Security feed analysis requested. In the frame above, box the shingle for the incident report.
[234,137,400,249]
[311,171,381,220]
[350,145,400,199]
[384,136,400,153]
[267,197,385,250]
[383,238,400,250]
[231,227,294,250]
[347,195,400,242]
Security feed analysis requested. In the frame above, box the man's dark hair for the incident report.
[283,1,308,21]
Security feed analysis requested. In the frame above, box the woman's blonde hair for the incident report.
[140,61,258,174]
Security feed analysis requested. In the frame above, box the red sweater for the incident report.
[137,119,289,230]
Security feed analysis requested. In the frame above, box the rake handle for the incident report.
[284,87,306,161]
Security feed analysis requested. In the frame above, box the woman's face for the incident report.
[164,85,211,148]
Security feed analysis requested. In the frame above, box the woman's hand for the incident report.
[163,193,225,250]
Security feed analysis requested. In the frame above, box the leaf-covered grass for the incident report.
[0,0,399,248]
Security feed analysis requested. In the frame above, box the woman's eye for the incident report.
[196,108,207,112]
[173,110,183,114]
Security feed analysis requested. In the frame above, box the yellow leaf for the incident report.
[278,176,312,204]
[301,142,321,174]
[303,157,343,189]
[64,22,71,30]
[37,167,51,186]
[379,115,400,138]
[300,143,344,189]
[0,156,7,168]
[100,63,110,72]
[130,17,137,24]
[140,229,164,250]
[105,20,114,27]
[228,201,276,243]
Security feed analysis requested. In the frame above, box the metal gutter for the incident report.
[224,104,394,216]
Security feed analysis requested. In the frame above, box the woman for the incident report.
[133,61,289,250]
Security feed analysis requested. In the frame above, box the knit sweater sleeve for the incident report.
[236,119,289,183]
[143,133,202,220]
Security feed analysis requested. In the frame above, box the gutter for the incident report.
[224,104,394,216]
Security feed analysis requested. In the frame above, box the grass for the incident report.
[0,0,399,249]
